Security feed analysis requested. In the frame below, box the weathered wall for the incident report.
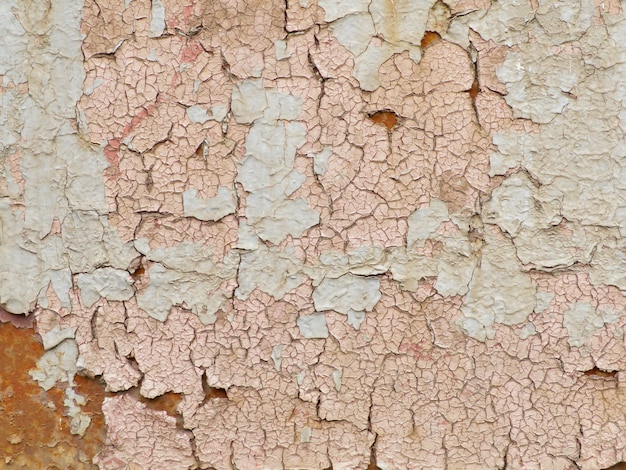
[3,0,626,468]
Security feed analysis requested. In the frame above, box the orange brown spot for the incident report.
[130,265,145,280]
[468,79,480,101]
[420,31,442,49]
[368,110,398,130]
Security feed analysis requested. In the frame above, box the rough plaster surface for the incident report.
[4,0,626,468]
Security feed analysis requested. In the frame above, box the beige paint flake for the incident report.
[312,273,381,316]
[182,187,237,222]
[319,0,437,90]
[297,312,329,339]
[4,0,626,468]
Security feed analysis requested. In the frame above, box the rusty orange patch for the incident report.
[368,110,398,130]
[0,322,106,468]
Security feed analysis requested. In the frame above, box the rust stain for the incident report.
[0,322,106,468]
[368,110,398,130]
[130,265,145,280]
[468,78,480,101]
[420,31,442,49]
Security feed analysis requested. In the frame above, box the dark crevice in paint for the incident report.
[201,370,228,406]
[123,387,185,427]
[583,367,618,379]
[466,40,482,127]
[367,438,381,470]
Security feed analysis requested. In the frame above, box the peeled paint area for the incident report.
[5,0,626,468]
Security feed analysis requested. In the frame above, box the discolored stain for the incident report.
[204,386,228,400]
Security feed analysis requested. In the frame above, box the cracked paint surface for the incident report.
[4,0,626,468]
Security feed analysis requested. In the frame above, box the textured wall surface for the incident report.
[3,0,626,468]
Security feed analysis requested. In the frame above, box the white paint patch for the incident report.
[321,0,436,90]
[519,322,537,340]
[330,13,375,56]
[308,146,333,175]
[42,325,76,351]
[535,291,555,313]
[29,339,79,391]
[297,313,329,339]
[333,369,342,391]
[235,244,304,300]
[274,40,290,60]
[233,81,319,243]
[77,267,135,307]
[460,233,536,341]
[563,302,621,347]
[186,105,210,124]
[407,199,449,245]
[271,345,283,371]
[136,263,229,323]
[183,187,237,221]
[317,0,370,22]
[300,426,312,443]
[134,241,238,323]
[347,309,366,330]
[148,0,166,38]
[483,173,561,237]
[313,273,381,314]
[0,0,138,314]
[64,388,91,436]
[211,105,228,122]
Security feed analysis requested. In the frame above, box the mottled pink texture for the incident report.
[94,394,196,469]
[61,0,626,468]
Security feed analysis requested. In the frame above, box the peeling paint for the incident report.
[4,0,626,468]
